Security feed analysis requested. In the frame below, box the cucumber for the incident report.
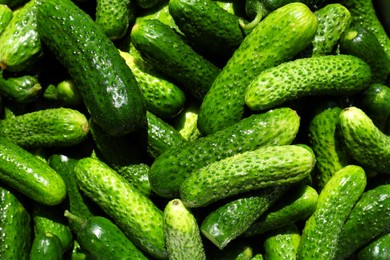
[36,0,146,137]
[115,163,152,197]
[163,199,206,260]
[149,107,300,198]
[210,240,254,260]
[171,100,201,141]
[338,106,390,174]
[0,137,66,205]
[357,233,390,260]
[0,0,42,72]
[243,184,318,237]
[74,157,167,259]
[43,79,83,108]
[263,224,301,260]
[245,55,372,111]
[201,185,289,250]
[0,4,12,35]
[64,211,148,260]
[180,145,315,208]
[130,18,220,101]
[340,25,390,84]
[0,185,32,260]
[0,70,42,103]
[29,232,63,260]
[296,165,367,260]
[197,2,317,135]
[334,184,390,259]
[0,107,89,148]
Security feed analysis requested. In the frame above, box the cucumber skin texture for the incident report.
[0,71,42,103]
[0,185,32,260]
[243,184,318,237]
[163,199,206,260]
[74,157,168,259]
[149,107,300,198]
[338,106,390,174]
[263,224,301,260]
[197,2,318,135]
[245,55,372,111]
[0,107,89,148]
[0,137,66,205]
[357,233,390,260]
[29,233,63,260]
[130,18,220,101]
[335,184,390,259]
[296,165,367,260]
[180,145,315,208]
[0,4,12,35]
[36,0,146,137]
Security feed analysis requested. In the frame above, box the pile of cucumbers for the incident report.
[0,0,389,259]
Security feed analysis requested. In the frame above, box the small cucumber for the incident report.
[43,79,83,108]
[29,232,63,260]
[115,163,152,197]
[0,70,42,103]
[245,55,372,111]
[163,199,206,260]
[357,233,390,260]
[296,165,367,260]
[149,107,300,198]
[180,145,315,208]
[0,4,12,35]
[338,106,390,174]
[171,100,201,141]
[263,224,301,260]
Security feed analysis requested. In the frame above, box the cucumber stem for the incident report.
[64,210,87,229]
[240,2,268,31]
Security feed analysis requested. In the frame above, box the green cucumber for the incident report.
[43,79,83,108]
[130,18,220,100]
[0,107,89,148]
[36,0,146,137]
[171,100,201,141]
[335,184,390,259]
[243,184,318,237]
[0,70,42,103]
[114,163,152,197]
[0,184,32,260]
[0,4,12,35]
[210,240,254,260]
[29,232,63,260]
[197,2,317,135]
[296,165,367,260]
[357,233,390,260]
[74,157,167,259]
[245,55,372,111]
[180,145,315,208]
[163,199,206,260]
[149,107,300,198]
[338,106,390,174]
[0,0,42,72]
[0,137,66,205]
[263,224,301,260]
[64,211,148,260]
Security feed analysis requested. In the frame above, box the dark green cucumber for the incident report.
[357,233,390,260]
[0,107,89,148]
[65,211,148,260]
[163,199,206,260]
[0,70,42,103]
[0,4,12,35]
[43,79,83,108]
[0,0,42,72]
[338,106,390,174]
[245,55,372,111]
[180,145,315,207]
[296,165,367,260]
[130,18,220,100]
[0,137,66,205]
[0,184,32,260]
[340,25,390,84]
[36,0,146,137]
[243,184,318,237]
[169,0,245,63]
[201,186,289,249]
[197,2,317,135]
[29,232,63,260]
[334,184,390,259]
[74,157,167,259]
[263,224,301,260]
[149,107,300,198]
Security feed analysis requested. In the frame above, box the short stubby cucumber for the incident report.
[29,233,63,260]
[338,106,390,174]
[180,145,316,208]
[149,107,300,198]
[245,55,372,111]
[197,2,318,135]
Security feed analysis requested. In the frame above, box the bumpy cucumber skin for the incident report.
[245,55,372,111]
[338,106,390,174]
[36,0,146,137]
[29,233,63,260]
[0,107,89,148]
[312,3,351,56]
[180,145,315,208]
[335,184,390,259]
[163,199,206,260]
[296,165,367,260]
[357,233,390,260]
[149,107,300,198]
[0,185,32,260]
[263,224,301,260]
[0,4,12,35]
[74,157,167,259]
[115,163,152,197]
[0,71,42,103]
[0,137,66,205]
[197,2,318,135]
[130,18,220,100]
